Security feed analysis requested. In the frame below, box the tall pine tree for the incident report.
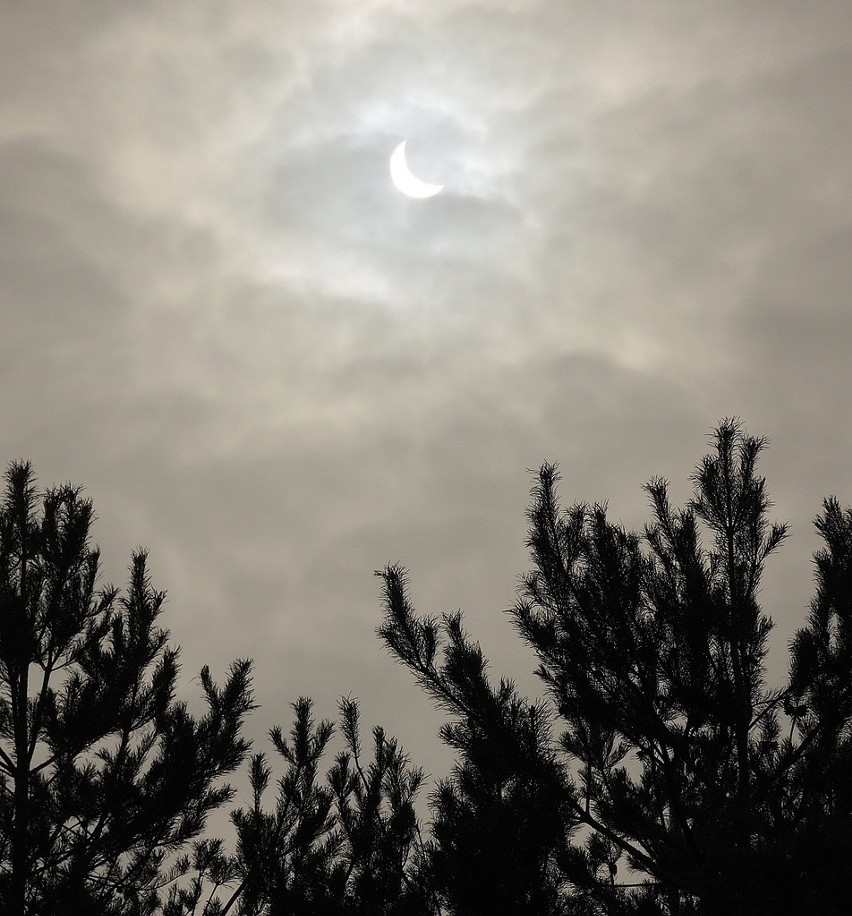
[378,420,852,915]
[0,461,254,916]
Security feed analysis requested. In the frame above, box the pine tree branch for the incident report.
[29,753,57,777]
[656,742,701,857]
[567,795,685,893]
[26,656,56,765]
[218,876,248,916]
[0,744,16,776]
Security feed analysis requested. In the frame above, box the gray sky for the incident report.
[3,0,852,788]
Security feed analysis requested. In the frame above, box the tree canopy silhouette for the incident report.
[377,420,852,915]
[5,419,852,916]
[0,461,254,916]
[222,696,434,916]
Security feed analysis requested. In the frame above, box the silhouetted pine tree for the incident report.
[378,420,852,915]
[377,576,574,916]
[0,462,254,916]
[226,697,434,916]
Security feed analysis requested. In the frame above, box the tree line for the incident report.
[1,420,850,915]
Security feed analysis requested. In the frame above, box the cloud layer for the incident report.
[3,0,852,784]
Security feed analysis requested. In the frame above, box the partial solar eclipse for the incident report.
[389,140,443,199]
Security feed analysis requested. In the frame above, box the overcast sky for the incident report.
[3,0,852,789]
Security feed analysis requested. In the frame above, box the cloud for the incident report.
[3,0,852,789]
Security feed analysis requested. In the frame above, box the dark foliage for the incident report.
[0,462,254,916]
[377,573,575,916]
[378,420,852,915]
[217,696,433,916]
[7,420,852,916]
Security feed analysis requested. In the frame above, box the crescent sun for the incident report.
[389,140,443,199]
